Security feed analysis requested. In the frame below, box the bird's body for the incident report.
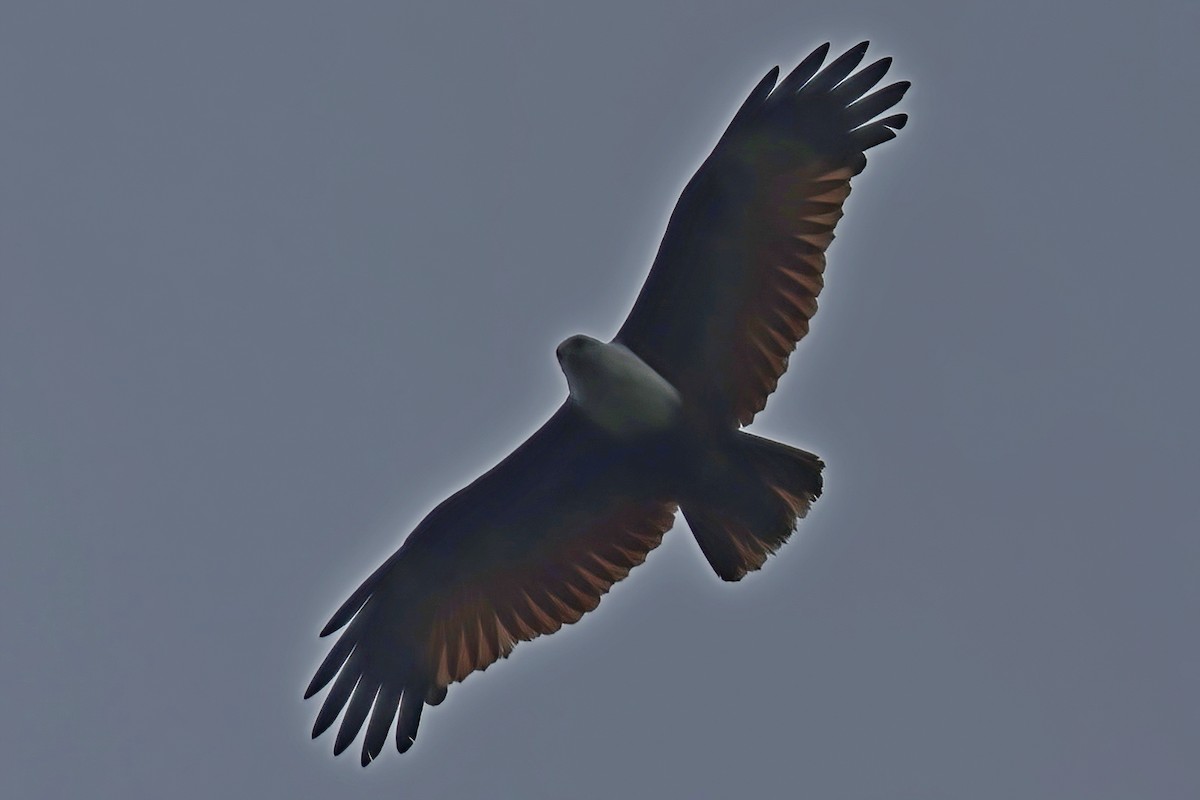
[305,41,909,764]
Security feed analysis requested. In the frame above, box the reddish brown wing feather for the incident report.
[426,499,677,688]
[306,405,678,764]
[616,42,909,426]
[723,159,864,425]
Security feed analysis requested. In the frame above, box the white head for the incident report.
[556,334,599,364]
[555,334,602,401]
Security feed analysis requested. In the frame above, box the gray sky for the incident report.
[4,1,1198,798]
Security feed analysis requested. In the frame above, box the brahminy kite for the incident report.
[305,40,909,764]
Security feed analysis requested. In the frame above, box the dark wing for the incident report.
[304,404,677,765]
[615,42,909,426]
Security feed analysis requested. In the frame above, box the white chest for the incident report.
[561,341,682,437]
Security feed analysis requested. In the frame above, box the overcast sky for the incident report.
[4,2,1198,798]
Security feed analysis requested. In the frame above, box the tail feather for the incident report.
[682,432,823,581]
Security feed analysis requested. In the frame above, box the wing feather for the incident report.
[306,405,677,763]
[615,42,909,425]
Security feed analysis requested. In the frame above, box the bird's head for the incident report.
[556,334,605,402]
[555,334,600,367]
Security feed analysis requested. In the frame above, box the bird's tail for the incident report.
[680,431,823,581]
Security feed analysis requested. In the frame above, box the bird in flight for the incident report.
[305,41,909,765]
